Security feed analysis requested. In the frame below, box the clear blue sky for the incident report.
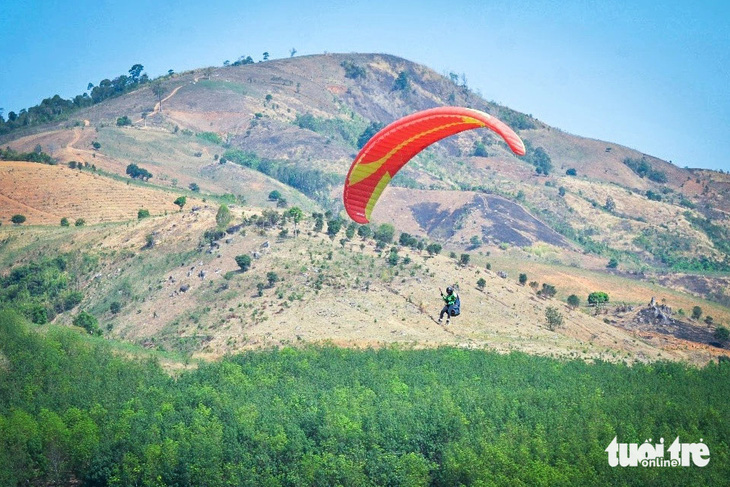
[1,0,728,171]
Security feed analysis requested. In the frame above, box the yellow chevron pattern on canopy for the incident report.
[343,106,526,223]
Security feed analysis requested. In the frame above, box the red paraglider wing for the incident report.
[343,106,526,223]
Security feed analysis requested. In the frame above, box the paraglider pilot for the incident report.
[439,286,457,325]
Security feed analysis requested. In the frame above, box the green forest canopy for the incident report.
[1,310,728,486]
[0,64,152,135]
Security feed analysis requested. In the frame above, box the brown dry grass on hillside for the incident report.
[7,126,138,178]
[0,161,181,225]
[40,206,716,366]
[2,203,724,366]
[473,252,730,326]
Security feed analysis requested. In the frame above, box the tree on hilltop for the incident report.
[128,64,144,82]
[151,81,165,112]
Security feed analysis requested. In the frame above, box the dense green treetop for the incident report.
[1,310,729,486]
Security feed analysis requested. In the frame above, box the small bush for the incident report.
[623,157,667,183]
[11,214,26,225]
[692,306,702,320]
[545,306,564,330]
[357,122,384,149]
[538,283,557,298]
[426,243,442,256]
[393,71,410,91]
[327,219,343,238]
[235,254,252,272]
[715,326,729,344]
[196,132,222,144]
[73,311,101,335]
[588,291,609,306]
[266,272,280,287]
[341,60,366,80]
[126,163,152,181]
[399,232,419,248]
[473,141,488,157]
[604,196,616,213]
[216,205,232,228]
[374,224,395,244]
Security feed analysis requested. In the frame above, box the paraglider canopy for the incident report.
[343,106,526,223]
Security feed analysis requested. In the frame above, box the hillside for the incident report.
[2,204,728,366]
[0,161,186,224]
[1,52,729,364]
[3,54,728,263]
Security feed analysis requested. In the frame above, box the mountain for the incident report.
[1,53,729,364]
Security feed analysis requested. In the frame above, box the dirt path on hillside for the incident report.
[61,128,97,161]
[135,85,184,124]
[67,128,90,153]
